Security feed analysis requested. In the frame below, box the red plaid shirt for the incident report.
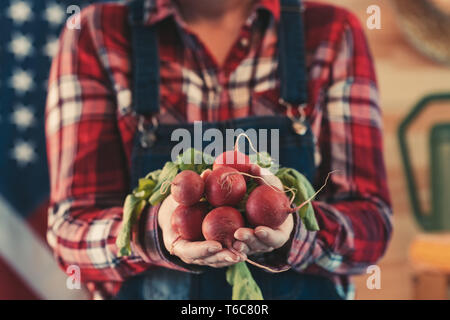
[46,0,392,299]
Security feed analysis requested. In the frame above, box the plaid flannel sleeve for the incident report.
[45,5,194,283]
[287,13,393,275]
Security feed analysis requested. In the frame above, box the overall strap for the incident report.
[279,0,308,106]
[129,0,160,116]
[128,0,308,114]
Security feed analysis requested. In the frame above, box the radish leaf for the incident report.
[276,168,319,231]
[149,162,179,205]
[226,262,263,300]
[116,194,147,257]
[249,151,278,174]
[175,148,213,174]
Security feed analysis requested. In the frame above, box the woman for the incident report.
[46,0,392,299]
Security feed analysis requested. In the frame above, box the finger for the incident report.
[206,261,241,268]
[158,194,179,231]
[278,214,295,233]
[173,240,222,261]
[254,227,287,249]
[254,215,294,249]
[234,228,273,252]
[232,241,250,255]
[194,249,243,266]
[200,169,212,181]
[204,250,242,264]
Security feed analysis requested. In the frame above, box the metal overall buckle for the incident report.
[138,115,159,148]
[279,98,308,135]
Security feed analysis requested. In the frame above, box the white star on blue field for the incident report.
[0,0,114,216]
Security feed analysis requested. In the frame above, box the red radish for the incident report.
[213,150,254,175]
[171,202,209,241]
[245,185,296,228]
[205,166,246,207]
[202,206,245,248]
[171,170,204,206]
[214,150,283,188]
[202,205,290,273]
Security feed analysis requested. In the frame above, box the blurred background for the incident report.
[0,0,449,299]
[316,0,450,299]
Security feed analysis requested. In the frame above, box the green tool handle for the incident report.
[398,93,450,231]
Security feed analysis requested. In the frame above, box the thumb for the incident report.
[200,169,212,181]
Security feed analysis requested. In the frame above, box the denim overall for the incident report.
[116,0,341,300]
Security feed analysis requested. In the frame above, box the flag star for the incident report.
[8,1,33,24]
[43,37,59,59]
[10,69,34,94]
[9,33,33,59]
[11,140,36,167]
[44,3,66,26]
[11,105,34,130]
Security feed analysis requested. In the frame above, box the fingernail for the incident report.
[240,234,249,241]
[208,247,220,253]
[256,230,267,238]
[225,257,234,262]
[239,244,246,252]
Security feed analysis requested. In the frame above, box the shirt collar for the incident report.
[138,0,281,26]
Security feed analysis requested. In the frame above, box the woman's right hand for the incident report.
[157,194,245,268]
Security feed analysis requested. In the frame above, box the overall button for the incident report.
[240,37,249,47]
[140,132,157,148]
[138,116,159,148]
[292,120,307,135]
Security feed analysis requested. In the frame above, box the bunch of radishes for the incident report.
[170,150,299,253]
[117,144,327,300]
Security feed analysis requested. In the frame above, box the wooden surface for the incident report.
[410,234,450,273]
[312,0,450,299]
[413,273,449,300]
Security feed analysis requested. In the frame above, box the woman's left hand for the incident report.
[233,163,293,255]
[233,214,293,255]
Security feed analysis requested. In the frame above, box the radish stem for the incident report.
[222,171,283,194]
[234,133,272,166]
[228,247,290,273]
[159,180,172,195]
[234,133,259,154]
[290,170,338,212]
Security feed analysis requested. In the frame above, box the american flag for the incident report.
[0,0,113,300]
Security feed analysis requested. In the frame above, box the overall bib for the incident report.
[116,0,341,300]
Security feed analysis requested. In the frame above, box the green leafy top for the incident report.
[249,151,278,174]
[226,262,263,300]
[276,168,320,231]
[115,149,215,257]
[116,148,322,301]
[148,161,179,206]
[175,148,214,173]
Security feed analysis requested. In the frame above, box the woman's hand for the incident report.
[232,214,294,255]
[233,164,293,255]
[157,194,245,268]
